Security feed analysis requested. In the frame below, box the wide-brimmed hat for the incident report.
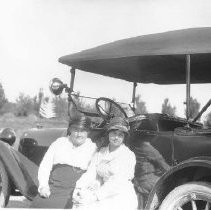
[107,117,129,134]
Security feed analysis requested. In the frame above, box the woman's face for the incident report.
[69,127,88,146]
[108,130,125,148]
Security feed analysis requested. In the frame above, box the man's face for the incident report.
[108,130,125,148]
[69,127,88,146]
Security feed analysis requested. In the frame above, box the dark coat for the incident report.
[133,141,170,209]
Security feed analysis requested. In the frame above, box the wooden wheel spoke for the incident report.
[205,201,210,210]
[191,200,197,210]
[158,183,211,210]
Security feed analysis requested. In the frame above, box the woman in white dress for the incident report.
[72,117,138,210]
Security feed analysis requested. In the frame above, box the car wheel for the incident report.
[0,160,11,207]
[159,182,211,210]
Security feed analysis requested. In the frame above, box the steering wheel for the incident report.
[95,97,128,121]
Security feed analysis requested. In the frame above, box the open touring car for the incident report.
[1,27,211,209]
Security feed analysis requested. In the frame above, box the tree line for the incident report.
[0,83,95,120]
[0,82,211,126]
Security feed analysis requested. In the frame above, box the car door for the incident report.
[129,117,173,166]
[173,128,211,164]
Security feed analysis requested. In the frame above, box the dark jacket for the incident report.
[134,141,170,177]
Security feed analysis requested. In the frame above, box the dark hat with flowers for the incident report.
[107,117,129,134]
[69,113,91,131]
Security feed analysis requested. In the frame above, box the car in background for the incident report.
[18,128,66,165]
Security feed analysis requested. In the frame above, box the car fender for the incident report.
[146,156,211,210]
[0,141,38,200]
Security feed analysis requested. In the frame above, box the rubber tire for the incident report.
[0,160,11,207]
[159,182,211,210]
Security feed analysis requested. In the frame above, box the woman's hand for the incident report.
[38,186,51,198]
[72,188,82,204]
[97,160,113,179]
[87,180,101,191]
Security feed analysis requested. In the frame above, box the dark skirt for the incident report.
[30,164,85,209]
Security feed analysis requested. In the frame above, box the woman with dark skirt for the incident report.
[30,114,97,209]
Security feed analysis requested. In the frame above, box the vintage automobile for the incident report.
[58,27,211,210]
[0,27,211,209]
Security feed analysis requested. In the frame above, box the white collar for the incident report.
[70,138,92,149]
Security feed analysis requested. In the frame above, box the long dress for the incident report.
[73,144,138,210]
[30,137,96,209]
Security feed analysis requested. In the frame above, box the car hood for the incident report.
[20,128,67,146]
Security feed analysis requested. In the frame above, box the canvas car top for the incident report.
[59,27,211,84]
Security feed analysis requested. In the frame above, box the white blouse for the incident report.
[76,144,136,200]
[38,137,97,188]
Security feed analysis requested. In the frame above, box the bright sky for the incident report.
[1,0,211,119]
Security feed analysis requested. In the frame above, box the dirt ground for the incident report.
[6,196,31,208]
